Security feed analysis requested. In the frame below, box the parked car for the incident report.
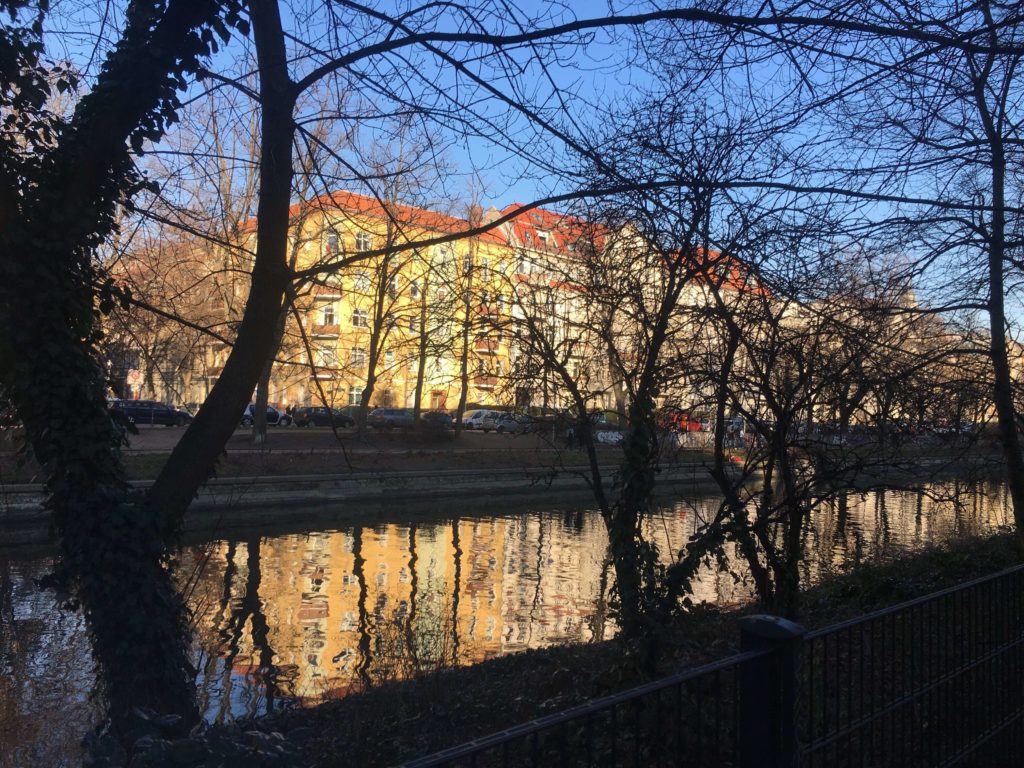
[465,409,501,432]
[367,407,416,429]
[421,411,454,430]
[110,399,192,426]
[460,409,484,428]
[656,408,703,432]
[293,406,354,428]
[337,404,362,422]
[495,413,535,434]
[241,403,291,427]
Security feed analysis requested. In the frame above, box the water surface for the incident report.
[0,479,1011,766]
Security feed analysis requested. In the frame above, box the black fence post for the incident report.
[738,614,806,768]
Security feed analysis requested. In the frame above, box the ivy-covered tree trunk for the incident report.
[0,0,240,733]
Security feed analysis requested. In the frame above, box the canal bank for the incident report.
[0,461,729,547]
[1,451,996,549]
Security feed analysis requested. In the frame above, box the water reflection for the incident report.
[185,479,1012,717]
[0,480,1013,765]
[187,512,627,713]
[0,558,98,767]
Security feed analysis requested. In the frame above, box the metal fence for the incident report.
[401,565,1024,768]
[800,566,1024,767]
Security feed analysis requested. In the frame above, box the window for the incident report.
[351,347,367,365]
[348,386,363,406]
[496,359,503,376]
[480,291,489,306]
[388,277,398,300]
[386,315,398,330]
[356,232,373,252]
[321,303,336,326]
[352,309,368,328]
[353,271,371,292]
[385,350,395,365]
[325,231,340,254]
[407,355,418,373]
[463,253,472,274]
[410,280,420,299]
[477,358,485,374]
[408,316,420,333]
[481,258,490,281]
[315,347,338,369]
[496,294,505,313]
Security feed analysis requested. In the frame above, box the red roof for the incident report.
[676,248,769,295]
[498,203,606,253]
[242,190,506,244]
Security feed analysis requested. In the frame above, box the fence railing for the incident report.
[800,565,1024,767]
[401,565,1024,768]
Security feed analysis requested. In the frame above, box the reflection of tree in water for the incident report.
[201,538,292,722]
[352,527,371,689]
[451,518,461,663]
[347,523,464,689]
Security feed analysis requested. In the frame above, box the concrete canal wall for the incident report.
[0,462,725,547]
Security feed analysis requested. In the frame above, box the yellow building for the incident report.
[266,192,518,411]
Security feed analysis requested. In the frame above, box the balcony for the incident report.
[315,284,341,299]
[311,324,340,337]
[474,338,499,354]
[473,375,499,389]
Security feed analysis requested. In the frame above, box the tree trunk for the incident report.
[974,72,1024,550]
[253,358,272,447]
[147,0,295,537]
[412,274,431,422]
[0,0,235,733]
[455,291,473,430]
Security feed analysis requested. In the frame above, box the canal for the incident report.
[0,478,1012,766]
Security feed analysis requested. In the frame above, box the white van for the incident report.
[464,409,501,432]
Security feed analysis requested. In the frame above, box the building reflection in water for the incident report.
[185,479,1013,718]
[0,480,1014,764]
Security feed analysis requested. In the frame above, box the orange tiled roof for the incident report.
[675,248,769,295]
[499,203,606,253]
[242,190,506,244]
